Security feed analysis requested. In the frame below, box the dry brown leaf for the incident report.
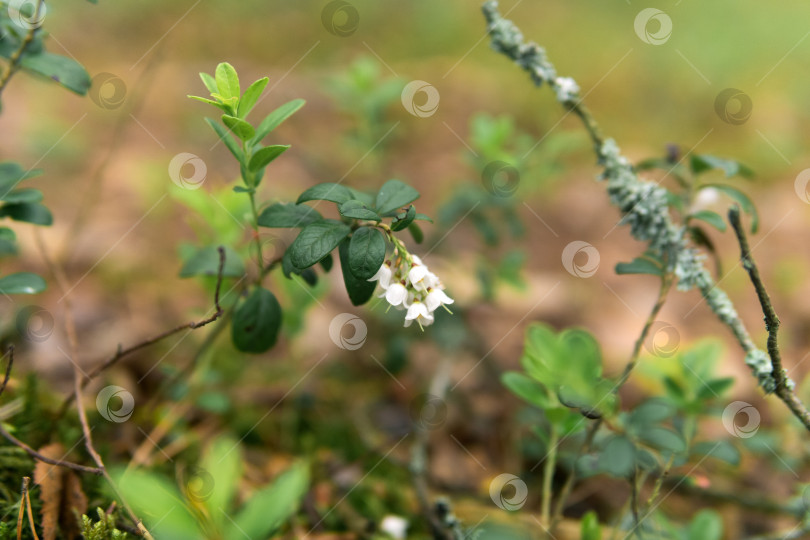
[32,444,87,540]
[33,444,63,540]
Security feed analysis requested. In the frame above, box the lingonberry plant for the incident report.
[186,62,448,351]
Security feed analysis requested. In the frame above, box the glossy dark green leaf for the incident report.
[214,62,240,100]
[204,118,243,164]
[21,52,91,95]
[179,246,245,278]
[222,114,255,141]
[348,227,386,280]
[339,238,376,306]
[257,203,322,228]
[289,220,351,269]
[248,145,289,171]
[319,253,333,272]
[690,210,727,232]
[375,179,420,215]
[390,205,416,231]
[339,200,381,221]
[615,257,662,276]
[704,184,758,233]
[346,187,374,207]
[251,99,305,143]
[237,77,269,118]
[0,202,52,225]
[408,222,423,244]
[296,183,354,205]
[0,272,46,294]
[231,287,282,353]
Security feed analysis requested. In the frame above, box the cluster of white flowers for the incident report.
[368,254,454,330]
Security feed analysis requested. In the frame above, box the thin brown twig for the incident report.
[35,230,155,539]
[0,424,102,475]
[0,343,103,474]
[0,0,44,99]
[728,206,810,431]
[23,477,40,540]
[58,246,228,414]
[0,345,14,398]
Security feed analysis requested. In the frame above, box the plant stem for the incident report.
[540,425,559,527]
[0,0,44,100]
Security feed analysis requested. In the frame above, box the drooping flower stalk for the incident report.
[368,231,454,330]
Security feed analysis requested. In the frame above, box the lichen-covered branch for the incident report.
[481,1,798,412]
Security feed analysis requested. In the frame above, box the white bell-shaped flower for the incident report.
[404,300,434,330]
[425,288,454,313]
[382,282,408,307]
[368,261,393,289]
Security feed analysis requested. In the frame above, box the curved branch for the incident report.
[728,206,810,430]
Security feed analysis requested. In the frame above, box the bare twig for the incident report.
[410,357,456,540]
[728,206,810,431]
[35,230,155,539]
[0,424,102,475]
[58,246,228,413]
[0,0,44,99]
[0,345,14,399]
[22,477,40,540]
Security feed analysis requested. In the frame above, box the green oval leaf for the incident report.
[615,257,662,276]
[222,114,255,141]
[375,179,420,215]
[690,210,727,232]
[248,145,289,172]
[703,184,758,233]
[296,183,354,205]
[390,205,416,231]
[257,203,322,228]
[289,220,351,270]
[237,77,269,118]
[638,427,686,454]
[0,202,53,225]
[21,52,91,95]
[348,227,386,280]
[226,462,309,540]
[598,435,635,478]
[251,99,306,144]
[0,272,46,294]
[339,200,381,221]
[204,118,244,164]
[215,62,240,100]
[338,238,376,306]
[231,287,282,353]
